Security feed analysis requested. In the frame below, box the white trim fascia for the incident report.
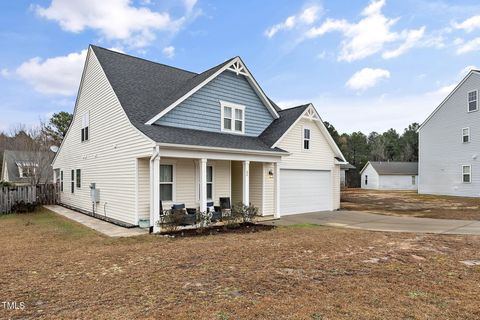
[134,158,139,224]
[419,70,480,131]
[272,104,346,161]
[145,56,279,125]
[156,142,289,156]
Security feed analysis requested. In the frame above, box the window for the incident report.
[81,112,89,142]
[303,128,311,150]
[160,165,174,201]
[71,170,75,193]
[365,175,368,185]
[221,101,245,134]
[412,176,416,185]
[463,127,470,143]
[462,165,471,183]
[468,90,478,112]
[60,171,64,192]
[207,165,213,200]
[76,169,81,188]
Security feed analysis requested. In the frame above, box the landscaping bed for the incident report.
[342,188,480,220]
[159,222,275,237]
[1,209,480,319]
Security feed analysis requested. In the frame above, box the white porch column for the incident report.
[150,147,161,233]
[242,160,250,206]
[274,162,280,218]
[199,158,207,213]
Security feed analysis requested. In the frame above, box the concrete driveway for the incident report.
[271,211,480,235]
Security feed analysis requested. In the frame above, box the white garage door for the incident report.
[280,169,332,215]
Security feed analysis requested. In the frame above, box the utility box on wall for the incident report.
[90,183,100,203]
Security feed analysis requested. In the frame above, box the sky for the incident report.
[1,0,480,134]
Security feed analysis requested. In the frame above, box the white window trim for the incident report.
[81,112,90,142]
[462,165,472,184]
[160,163,176,203]
[462,127,471,143]
[467,90,478,113]
[220,100,245,134]
[302,126,311,151]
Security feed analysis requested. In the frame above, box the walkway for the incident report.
[44,205,148,237]
[271,210,480,235]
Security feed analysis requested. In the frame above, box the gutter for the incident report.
[156,142,289,156]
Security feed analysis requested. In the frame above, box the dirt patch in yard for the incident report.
[342,188,480,220]
[1,209,480,319]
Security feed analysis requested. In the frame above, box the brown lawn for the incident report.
[1,209,480,319]
[341,188,480,220]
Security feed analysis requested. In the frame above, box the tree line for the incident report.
[324,122,419,187]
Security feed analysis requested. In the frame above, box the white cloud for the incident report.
[1,68,10,78]
[16,49,87,96]
[346,68,390,91]
[460,65,478,77]
[35,0,196,48]
[277,91,445,134]
[453,15,480,32]
[162,46,175,58]
[265,5,321,38]
[305,0,427,61]
[382,26,425,59]
[456,37,480,54]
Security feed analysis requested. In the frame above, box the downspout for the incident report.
[149,146,160,233]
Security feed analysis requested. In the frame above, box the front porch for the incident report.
[136,146,282,232]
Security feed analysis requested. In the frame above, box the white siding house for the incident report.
[360,161,418,190]
[52,45,347,231]
[419,70,480,197]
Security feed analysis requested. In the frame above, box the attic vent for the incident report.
[227,61,248,76]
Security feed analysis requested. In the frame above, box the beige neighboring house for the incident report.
[1,150,53,185]
[52,45,347,231]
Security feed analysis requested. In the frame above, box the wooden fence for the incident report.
[0,184,57,214]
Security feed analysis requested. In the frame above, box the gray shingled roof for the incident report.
[2,150,54,183]
[91,46,307,153]
[259,104,310,147]
[368,161,418,175]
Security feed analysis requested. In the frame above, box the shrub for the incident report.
[0,181,12,188]
[158,209,185,233]
[224,202,259,227]
[11,201,37,213]
[196,211,212,234]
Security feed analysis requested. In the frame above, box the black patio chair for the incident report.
[171,203,196,226]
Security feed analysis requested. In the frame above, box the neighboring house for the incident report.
[419,70,480,197]
[340,163,355,188]
[52,45,347,231]
[1,150,53,185]
[360,161,418,190]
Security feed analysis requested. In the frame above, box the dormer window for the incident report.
[16,161,38,178]
[468,90,478,112]
[81,112,90,142]
[220,101,245,134]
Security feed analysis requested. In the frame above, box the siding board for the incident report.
[156,71,274,136]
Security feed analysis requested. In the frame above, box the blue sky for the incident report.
[1,0,480,134]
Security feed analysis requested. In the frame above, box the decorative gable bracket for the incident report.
[227,61,249,76]
[302,106,320,121]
